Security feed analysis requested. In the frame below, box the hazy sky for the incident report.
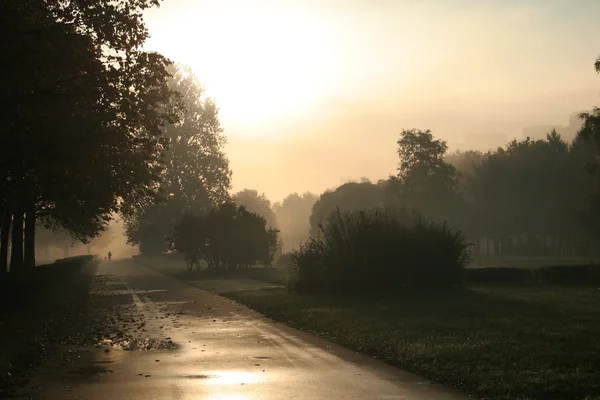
[143,0,600,202]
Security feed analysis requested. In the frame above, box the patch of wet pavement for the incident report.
[6,270,192,399]
[11,260,471,400]
[69,364,114,376]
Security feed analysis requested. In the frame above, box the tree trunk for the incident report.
[24,207,36,269]
[0,212,11,276]
[10,211,24,274]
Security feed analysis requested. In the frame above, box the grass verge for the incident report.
[225,284,600,400]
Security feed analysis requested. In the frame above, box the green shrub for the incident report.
[464,267,534,283]
[290,207,470,294]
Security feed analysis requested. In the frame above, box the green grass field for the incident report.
[226,285,600,400]
[139,255,600,400]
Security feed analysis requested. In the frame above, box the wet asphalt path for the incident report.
[35,260,471,400]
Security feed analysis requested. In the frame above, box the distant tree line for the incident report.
[267,55,600,293]
[307,128,599,261]
[299,56,600,263]
[141,54,600,283]
[292,84,600,293]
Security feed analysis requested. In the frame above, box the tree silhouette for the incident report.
[171,204,279,272]
[466,132,597,256]
[309,182,385,237]
[1,0,180,271]
[578,56,600,155]
[387,129,460,225]
[124,64,232,254]
[234,189,278,229]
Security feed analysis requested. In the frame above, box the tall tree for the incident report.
[578,56,600,154]
[575,54,600,241]
[123,65,232,253]
[389,129,460,224]
[163,65,232,208]
[1,0,181,270]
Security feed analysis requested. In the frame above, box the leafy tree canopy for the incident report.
[234,189,278,229]
[123,64,232,254]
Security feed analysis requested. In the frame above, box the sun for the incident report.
[144,3,341,132]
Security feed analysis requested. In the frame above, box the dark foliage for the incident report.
[123,65,232,254]
[169,203,280,272]
[234,189,278,229]
[291,208,470,294]
[0,0,180,272]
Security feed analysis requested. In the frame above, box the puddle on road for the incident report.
[251,356,272,360]
[179,371,261,385]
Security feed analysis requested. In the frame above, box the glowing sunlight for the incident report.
[141,0,600,200]
[144,3,342,129]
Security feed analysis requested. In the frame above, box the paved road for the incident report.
[35,260,471,400]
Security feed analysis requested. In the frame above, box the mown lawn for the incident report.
[469,255,599,269]
[225,284,600,400]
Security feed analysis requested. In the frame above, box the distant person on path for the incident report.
[108,251,112,261]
